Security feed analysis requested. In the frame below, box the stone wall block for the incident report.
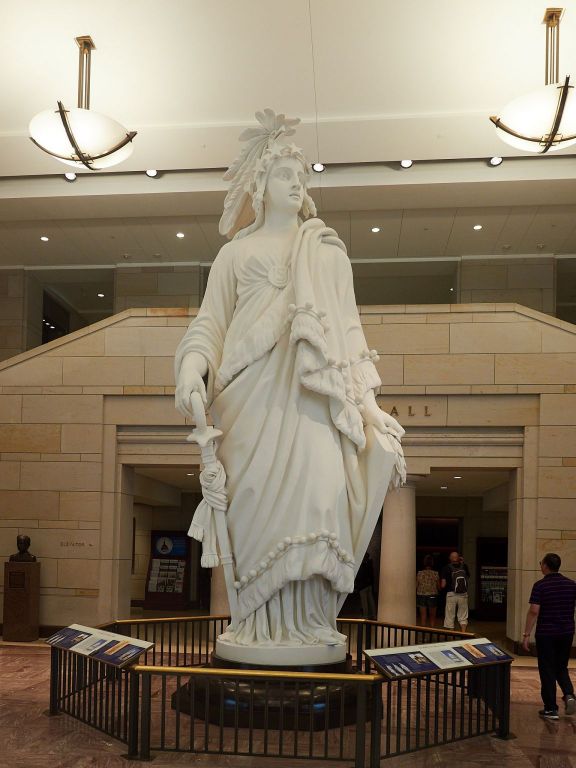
[0,424,60,453]
[405,354,494,385]
[496,354,576,385]
[22,395,103,424]
[364,323,449,354]
[20,461,102,492]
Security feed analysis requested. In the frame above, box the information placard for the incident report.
[365,637,512,679]
[46,624,153,668]
[144,530,191,609]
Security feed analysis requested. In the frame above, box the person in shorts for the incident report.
[416,555,440,627]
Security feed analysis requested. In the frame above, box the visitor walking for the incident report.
[522,552,576,720]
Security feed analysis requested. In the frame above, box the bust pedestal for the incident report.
[2,562,40,641]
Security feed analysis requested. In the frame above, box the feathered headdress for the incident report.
[219,108,317,239]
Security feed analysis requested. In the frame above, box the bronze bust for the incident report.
[9,534,37,562]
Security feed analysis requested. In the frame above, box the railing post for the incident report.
[139,672,152,760]
[356,622,365,671]
[49,647,59,715]
[126,671,140,759]
[369,679,382,768]
[495,663,512,739]
[355,682,367,768]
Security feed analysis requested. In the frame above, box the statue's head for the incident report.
[17,534,31,553]
[219,109,316,239]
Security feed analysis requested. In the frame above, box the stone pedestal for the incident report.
[377,482,416,626]
[2,562,40,641]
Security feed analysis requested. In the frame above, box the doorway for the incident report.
[413,469,511,633]
[129,465,210,617]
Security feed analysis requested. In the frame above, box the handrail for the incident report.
[132,663,382,682]
[103,614,475,637]
[101,614,229,626]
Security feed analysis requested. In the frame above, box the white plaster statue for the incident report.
[175,109,406,665]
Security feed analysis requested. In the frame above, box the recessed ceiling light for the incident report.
[449,287,454,292]
[40,236,49,242]
[145,169,158,177]
[440,485,448,490]
[371,227,381,233]
[489,156,503,167]
[97,292,105,298]
[176,232,185,238]
[186,472,195,476]
[400,159,413,168]
[50,325,55,329]
[473,224,483,231]
[64,172,77,181]
[453,475,462,479]
[312,162,325,173]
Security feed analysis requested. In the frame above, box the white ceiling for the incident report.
[134,465,510,503]
[1,0,576,293]
[415,470,510,497]
[3,204,575,268]
[3,0,576,175]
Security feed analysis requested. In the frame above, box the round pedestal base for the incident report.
[215,637,347,666]
[171,653,360,730]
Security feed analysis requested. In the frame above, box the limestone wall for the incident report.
[0,270,25,361]
[113,266,201,312]
[459,257,555,314]
[0,302,574,639]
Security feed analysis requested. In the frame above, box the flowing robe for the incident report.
[175,218,405,646]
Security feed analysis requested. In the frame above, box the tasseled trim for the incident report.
[188,463,228,567]
[350,351,381,405]
[234,531,355,622]
[387,433,408,489]
[289,305,368,449]
[188,501,220,567]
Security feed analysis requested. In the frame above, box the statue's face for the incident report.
[263,156,306,215]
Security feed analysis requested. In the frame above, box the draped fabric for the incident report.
[175,218,405,646]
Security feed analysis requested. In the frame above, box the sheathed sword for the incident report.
[187,391,238,627]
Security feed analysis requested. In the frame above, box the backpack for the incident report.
[451,565,468,594]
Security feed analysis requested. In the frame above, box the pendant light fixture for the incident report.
[29,36,137,170]
[490,8,576,153]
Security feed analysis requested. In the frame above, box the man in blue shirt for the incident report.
[522,553,576,720]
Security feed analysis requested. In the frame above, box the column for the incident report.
[377,481,416,626]
[210,565,230,616]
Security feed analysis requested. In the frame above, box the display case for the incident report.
[143,530,191,610]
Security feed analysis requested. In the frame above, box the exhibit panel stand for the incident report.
[2,561,40,641]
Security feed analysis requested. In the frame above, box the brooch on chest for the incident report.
[267,264,290,289]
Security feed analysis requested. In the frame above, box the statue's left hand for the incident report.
[361,390,405,441]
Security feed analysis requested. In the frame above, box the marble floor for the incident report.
[0,643,574,768]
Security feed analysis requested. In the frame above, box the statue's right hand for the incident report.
[175,353,208,417]
[175,371,207,418]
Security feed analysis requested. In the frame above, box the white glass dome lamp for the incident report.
[29,36,137,170]
[490,8,576,154]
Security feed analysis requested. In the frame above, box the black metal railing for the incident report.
[49,615,511,766]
